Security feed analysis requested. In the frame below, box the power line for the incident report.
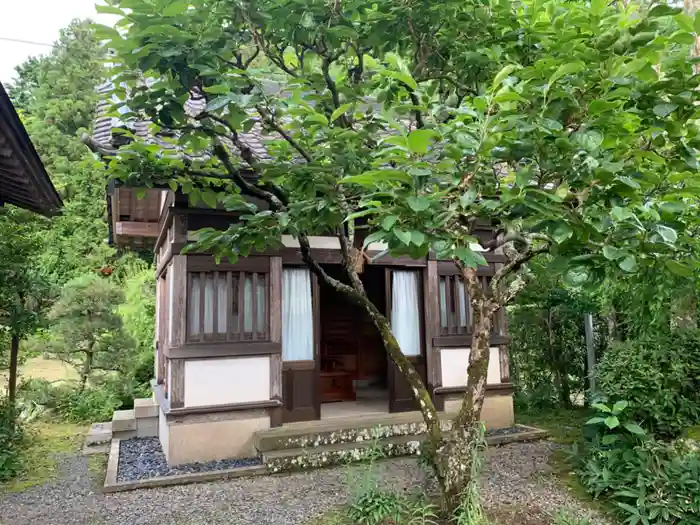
[0,37,53,48]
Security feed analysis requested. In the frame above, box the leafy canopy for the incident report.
[100,0,700,294]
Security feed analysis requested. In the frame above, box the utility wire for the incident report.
[0,37,53,48]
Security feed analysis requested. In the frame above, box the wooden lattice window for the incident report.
[438,275,492,335]
[187,270,268,342]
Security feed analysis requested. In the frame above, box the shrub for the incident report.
[574,402,700,525]
[18,379,120,423]
[597,331,700,438]
[0,397,26,482]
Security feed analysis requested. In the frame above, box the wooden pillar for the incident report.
[423,260,443,409]
[170,255,188,347]
[169,359,185,408]
[269,256,283,427]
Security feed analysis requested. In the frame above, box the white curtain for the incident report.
[391,271,421,356]
[282,268,314,361]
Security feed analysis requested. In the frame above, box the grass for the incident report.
[516,407,593,445]
[0,356,79,388]
[0,421,86,493]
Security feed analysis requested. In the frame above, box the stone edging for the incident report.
[102,439,268,493]
[102,424,548,493]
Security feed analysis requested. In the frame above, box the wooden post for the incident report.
[584,313,596,399]
[423,261,442,409]
[269,257,283,426]
[8,334,19,404]
[169,359,185,408]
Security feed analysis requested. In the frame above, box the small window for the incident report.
[187,270,268,342]
[439,275,493,335]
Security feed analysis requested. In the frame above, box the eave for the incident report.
[0,82,63,216]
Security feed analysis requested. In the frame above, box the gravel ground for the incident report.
[0,440,612,525]
[118,438,261,482]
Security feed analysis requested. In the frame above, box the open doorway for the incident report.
[318,265,389,416]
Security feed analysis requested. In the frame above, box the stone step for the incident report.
[134,397,158,419]
[262,434,425,472]
[112,409,136,432]
[136,415,158,438]
[83,421,113,455]
[255,411,451,453]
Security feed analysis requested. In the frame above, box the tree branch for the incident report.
[256,105,313,162]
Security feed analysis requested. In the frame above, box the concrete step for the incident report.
[136,415,158,438]
[262,434,425,472]
[134,398,158,419]
[255,410,449,453]
[83,421,113,455]
[112,409,136,432]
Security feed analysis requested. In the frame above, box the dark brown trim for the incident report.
[168,399,282,416]
[268,405,284,427]
[432,334,511,347]
[283,359,316,371]
[499,346,511,383]
[164,341,281,359]
[434,383,515,396]
[169,359,185,408]
[186,255,270,273]
[437,261,497,276]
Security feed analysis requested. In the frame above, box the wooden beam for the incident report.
[115,221,159,237]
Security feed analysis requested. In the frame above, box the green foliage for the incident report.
[43,274,135,389]
[509,261,602,411]
[553,509,593,525]
[17,378,121,423]
[574,402,700,525]
[597,330,700,438]
[0,397,26,482]
[118,260,156,355]
[8,20,112,288]
[347,487,406,525]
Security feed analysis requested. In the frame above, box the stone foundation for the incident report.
[159,409,270,465]
[444,393,515,429]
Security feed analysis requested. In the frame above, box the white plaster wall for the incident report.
[440,347,501,388]
[281,235,341,249]
[158,407,169,460]
[183,356,271,407]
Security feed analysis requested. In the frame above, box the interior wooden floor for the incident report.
[320,398,388,420]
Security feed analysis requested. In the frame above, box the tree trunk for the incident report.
[80,350,93,393]
[434,300,493,515]
[8,334,19,404]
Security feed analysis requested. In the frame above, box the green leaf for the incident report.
[407,129,438,155]
[648,5,681,18]
[330,103,353,122]
[393,227,412,246]
[586,417,606,425]
[656,224,677,243]
[602,434,619,445]
[574,130,604,152]
[411,231,426,246]
[386,70,417,90]
[341,170,411,186]
[592,403,612,413]
[548,61,584,88]
[204,84,230,95]
[612,400,628,414]
[163,0,189,16]
[459,187,477,208]
[603,246,624,260]
[381,215,398,231]
[623,423,646,436]
[201,191,218,209]
[551,222,573,244]
[306,113,329,125]
[363,231,386,249]
[675,13,694,32]
[695,12,700,34]
[95,4,124,15]
[491,64,519,91]
[168,180,178,191]
[665,260,693,277]
[653,103,678,118]
[591,0,605,16]
[618,255,637,273]
[205,96,232,111]
[604,416,620,429]
[407,196,431,212]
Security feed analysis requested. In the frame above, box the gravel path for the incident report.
[0,441,611,525]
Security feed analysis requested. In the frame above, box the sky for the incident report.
[0,0,113,84]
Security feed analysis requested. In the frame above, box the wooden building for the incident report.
[0,82,62,215]
[94,86,514,466]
